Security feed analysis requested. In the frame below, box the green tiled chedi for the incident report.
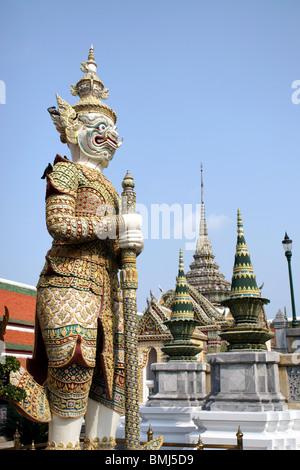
[171,248,194,320]
[220,209,273,351]
[230,209,261,299]
[162,249,202,360]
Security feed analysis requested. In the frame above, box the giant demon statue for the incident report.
[6,46,144,450]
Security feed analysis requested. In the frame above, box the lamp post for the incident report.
[282,233,299,328]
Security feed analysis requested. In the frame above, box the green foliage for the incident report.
[0,383,27,402]
[0,355,22,375]
[0,356,27,402]
[0,357,48,446]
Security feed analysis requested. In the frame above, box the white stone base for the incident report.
[116,407,300,450]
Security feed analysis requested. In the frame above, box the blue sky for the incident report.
[1,0,300,319]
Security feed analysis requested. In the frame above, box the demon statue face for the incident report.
[76,113,119,168]
[48,45,123,171]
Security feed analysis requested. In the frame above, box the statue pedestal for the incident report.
[146,361,209,407]
[115,354,300,449]
[135,407,300,450]
[204,351,288,411]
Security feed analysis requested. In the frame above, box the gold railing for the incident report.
[1,424,243,450]
[117,425,243,450]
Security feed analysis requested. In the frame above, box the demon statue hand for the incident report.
[8,46,144,450]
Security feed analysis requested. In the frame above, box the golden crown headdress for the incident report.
[48,45,117,144]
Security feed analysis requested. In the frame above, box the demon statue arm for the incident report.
[45,159,122,245]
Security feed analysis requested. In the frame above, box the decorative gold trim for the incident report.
[140,436,164,450]
[83,436,116,450]
[46,440,81,450]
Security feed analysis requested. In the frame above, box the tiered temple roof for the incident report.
[138,281,232,345]
[185,164,231,304]
[138,165,234,349]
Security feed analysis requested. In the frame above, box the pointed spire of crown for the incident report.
[88,44,95,62]
[171,249,194,320]
[230,209,260,299]
[69,45,116,122]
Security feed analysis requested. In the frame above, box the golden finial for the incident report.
[30,440,36,451]
[88,44,95,62]
[179,248,184,271]
[196,435,204,450]
[80,44,97,74]
[147,425,154,442]
[122,170,135,189]
[13,424,21,450]
[237,208,244,234]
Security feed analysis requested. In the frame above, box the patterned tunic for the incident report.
[30,155,125,417]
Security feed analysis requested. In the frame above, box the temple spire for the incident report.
[186,164,231,303]
[197,164,209,246]
[201,162,204,205]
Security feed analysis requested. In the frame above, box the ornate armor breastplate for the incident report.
[38,156,120,295]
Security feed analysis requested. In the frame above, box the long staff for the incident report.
[120,171,140,450]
